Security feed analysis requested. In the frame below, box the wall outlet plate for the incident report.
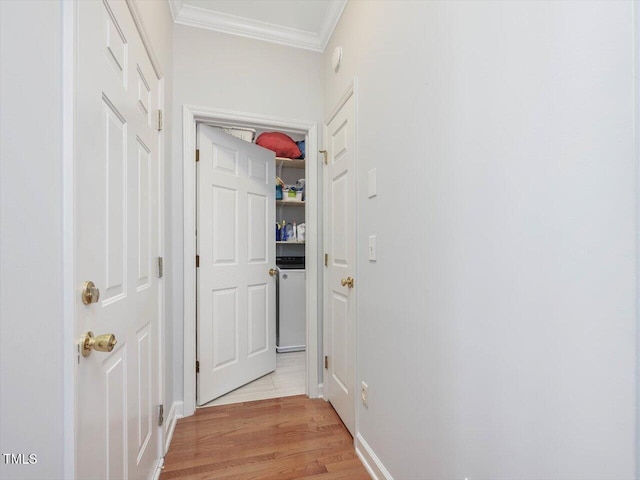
[361,381,369,407]
[368,168,377,198]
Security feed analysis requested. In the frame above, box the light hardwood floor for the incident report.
[161,395,370,479]
[203,352,306,407]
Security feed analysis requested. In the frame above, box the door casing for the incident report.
[182,105,320,416]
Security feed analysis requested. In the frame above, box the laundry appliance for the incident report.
[275,256,306,353]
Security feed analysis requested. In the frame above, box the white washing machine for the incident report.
[276,267,306,353]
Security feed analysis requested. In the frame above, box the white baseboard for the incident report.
[163,400,184,455]
[317,383,324,398]
[152,457,164,480]
[355,433,393,480]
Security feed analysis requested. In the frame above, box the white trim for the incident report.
[152,457,164,480]
[352,75,361,440]
[633,1,640,475]
[182,106,197,416]
[154,399,184,479]
[124,0,163,79]
[156,77,167,464]
[163,401,184,454]
[170,1,346,52]
[167,0,182,21]
[317,1,348,52]
[182,104,320,416]
[326,80,356,124]
[62,1,76,477]
[317,383,324,399]
[355,433,394,480]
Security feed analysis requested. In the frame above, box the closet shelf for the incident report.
[276,241,306,245]
[276,200,305,207]
[276,157,305,169]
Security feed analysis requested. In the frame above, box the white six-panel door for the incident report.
[324,94,357,435]
[75,1,162,478]
[197,125,276,405]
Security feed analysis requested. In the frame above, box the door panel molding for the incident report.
[196,125,277,404]
[323,77,358,437]
[67,0,166,476]
[182,105,320,416]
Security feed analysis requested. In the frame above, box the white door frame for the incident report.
[62,1,166,476]
[182,104,320,416]
[634,1,640,474]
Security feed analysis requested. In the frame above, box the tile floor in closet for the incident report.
[202,351,306,407]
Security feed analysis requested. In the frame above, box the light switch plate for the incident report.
[368,235,377,261]
[368,168,377,198]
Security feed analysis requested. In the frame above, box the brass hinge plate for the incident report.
[320,149,328,165]
[324,254,328,267]
[158,404,164,426]
[196,255,200,268]
[196,360,200,373]
[157,110,163,131]
[324,355,328,369]
[195,149,200,162]
[157,257,164,278]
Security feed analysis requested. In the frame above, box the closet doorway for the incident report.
[182,105,320,416]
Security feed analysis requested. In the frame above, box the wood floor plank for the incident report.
[161,395,370,479]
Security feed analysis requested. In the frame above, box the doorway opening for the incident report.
[182,105,320,416]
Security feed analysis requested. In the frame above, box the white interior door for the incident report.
[197,125,276,405]
[324,94,357,435]
[75,1,162,478]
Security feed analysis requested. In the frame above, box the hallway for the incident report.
[161,396,370,479]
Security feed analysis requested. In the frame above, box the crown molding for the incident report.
[126,0,163,78]
[318,0,347,51]
[169,0,347,52]
[168,0,183,21]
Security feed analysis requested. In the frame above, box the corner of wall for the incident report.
[634,1,640,476]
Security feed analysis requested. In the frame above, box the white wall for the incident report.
[323,1,638,478]
[0,2,65,478]
[171,25,324,402]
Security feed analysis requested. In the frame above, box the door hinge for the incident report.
[158,404,164,426]
[157,256,164,278]
[324,355,328,369]
[196,360,200,373]
[196,255,200,268]
[157,110,163,131]
[195,149,200,162]
[324,253,328,267]
[320,149,328,165]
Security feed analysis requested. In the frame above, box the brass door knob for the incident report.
[81,331,117,357]
[269,268,278,277]
[81,281,100,305]
[341,276,355,288]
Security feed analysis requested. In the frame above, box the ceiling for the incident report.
[169,0,347,52]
